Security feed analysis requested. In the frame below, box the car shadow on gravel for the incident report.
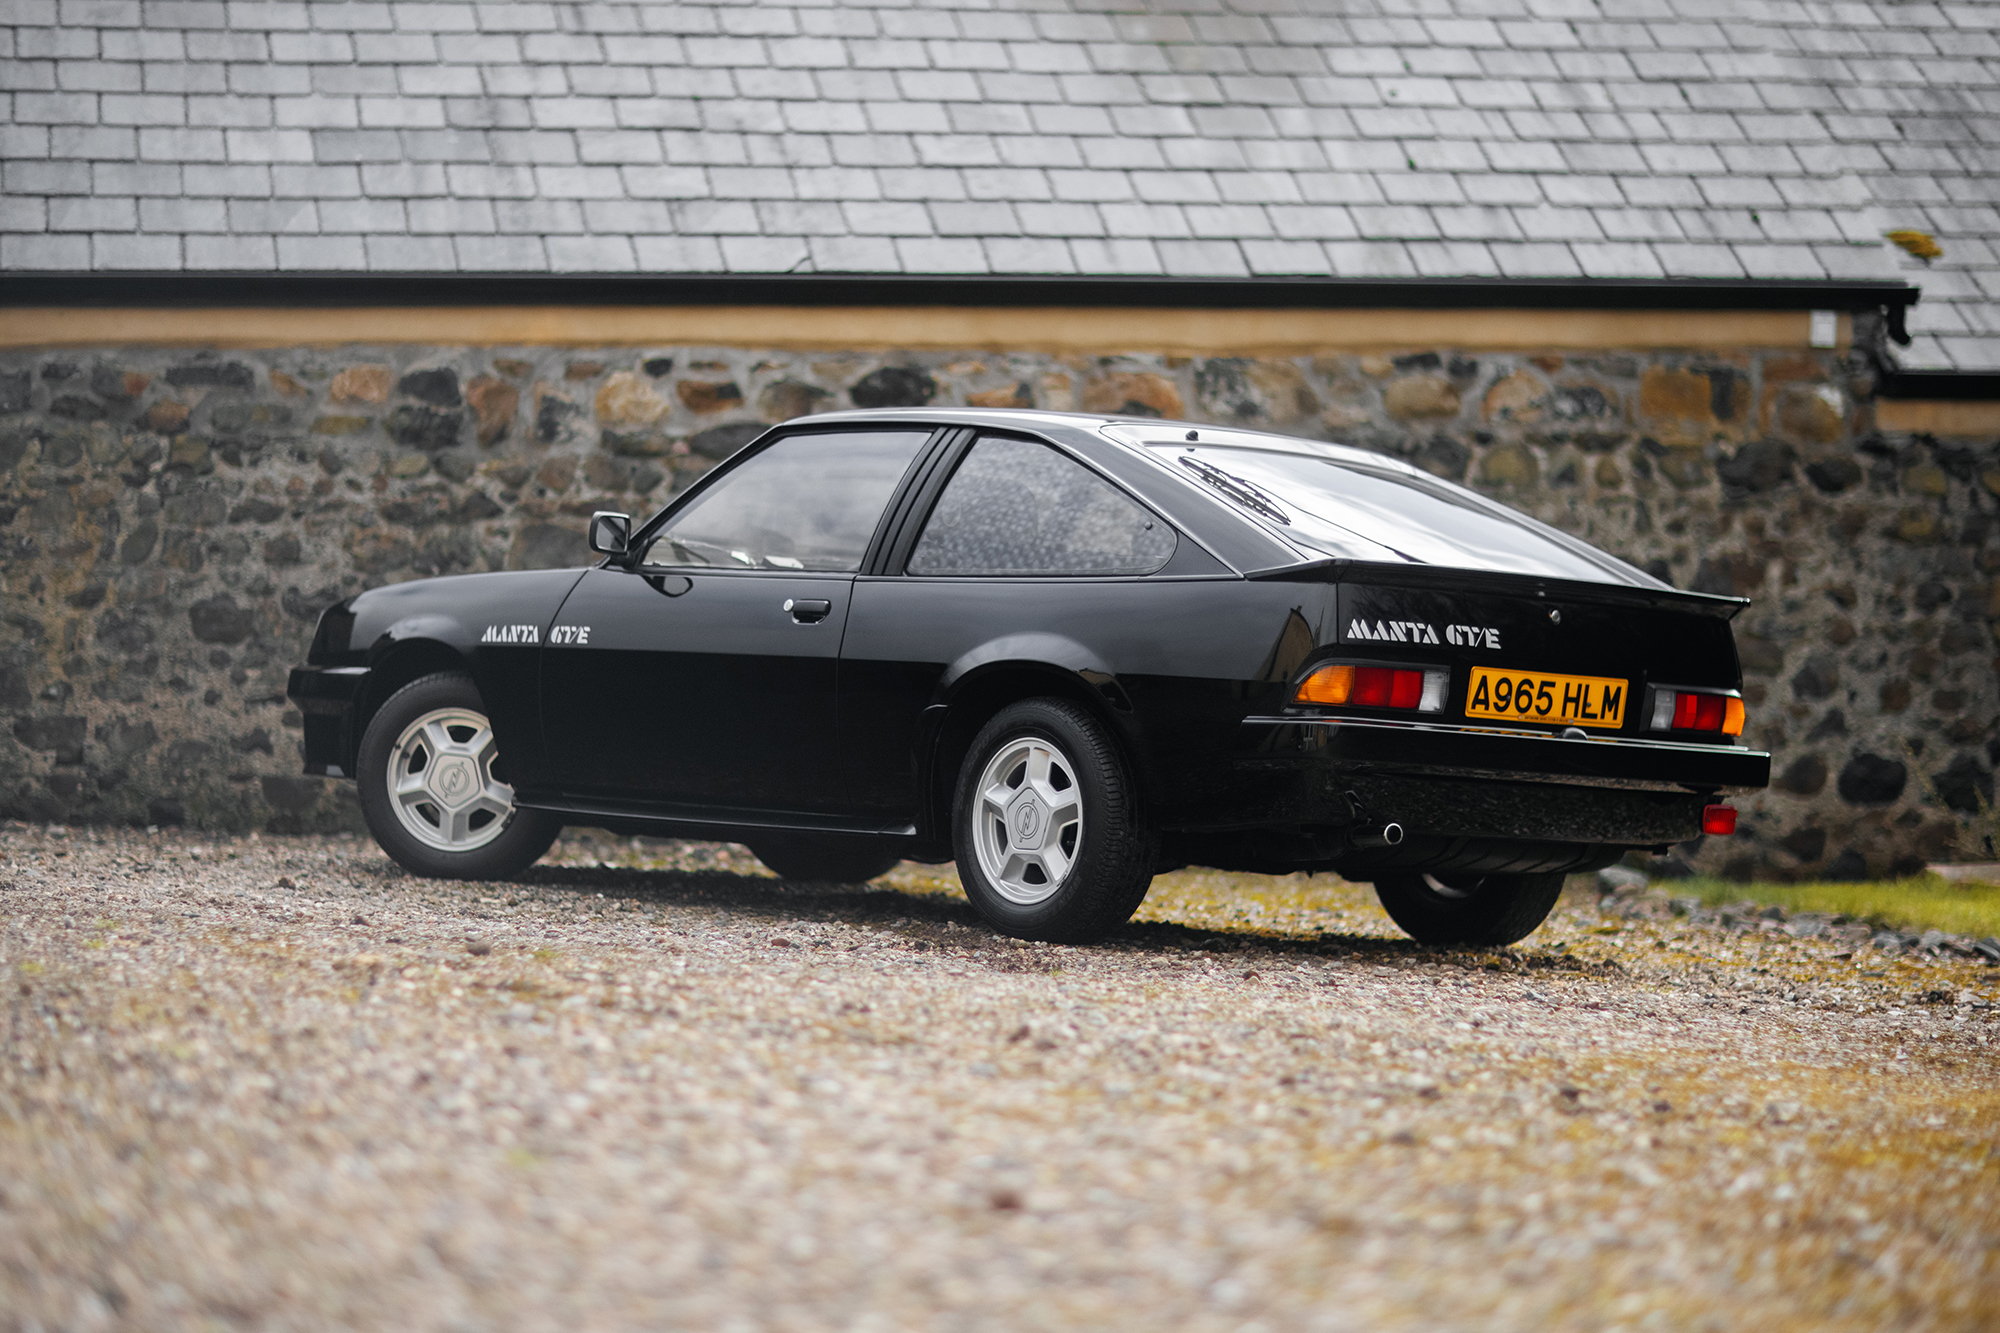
[509,864,1607,976]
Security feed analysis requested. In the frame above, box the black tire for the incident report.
[357,672,560,880]
[952,697,1157,944]
[1372,870,1566,947]
[750,833,902,883]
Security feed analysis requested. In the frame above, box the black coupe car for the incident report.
[289,408,1768,946]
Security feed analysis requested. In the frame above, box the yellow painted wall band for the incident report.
[0,304,1846,355]
[1874,398,2000,436]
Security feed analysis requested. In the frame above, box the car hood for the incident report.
[313,567,593,662]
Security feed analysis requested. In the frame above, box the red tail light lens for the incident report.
[1352,666,1412,706]
[1654,689,1745,737]
[1673,692,1727,731]
[1702,804,1737,836]
[1297,663,1449,713]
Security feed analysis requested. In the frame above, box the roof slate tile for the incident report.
[93,230,182,265]
[547,231,638,268]
[805,233,899,271]
[188,230,274,265]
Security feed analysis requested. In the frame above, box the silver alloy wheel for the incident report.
[972,734,1084,906]
[386,706,515,853]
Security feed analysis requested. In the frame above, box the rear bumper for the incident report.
[1166,716,1768,858]
[286,665,368,777]
[1239,716,1769,793]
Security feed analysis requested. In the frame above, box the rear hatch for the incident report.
[1152,435,1746,735]
[1329,564,1743,736]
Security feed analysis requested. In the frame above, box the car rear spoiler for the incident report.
[1243,558,1750,620]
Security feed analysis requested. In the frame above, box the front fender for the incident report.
[332,569,590,784]
[375,612,473,654]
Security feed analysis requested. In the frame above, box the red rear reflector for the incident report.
[1702,805,1737,836]
[1389,668,1423,709]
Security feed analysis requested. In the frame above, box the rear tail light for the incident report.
[1297,663,1450,713]
[1649,688,1745,737]
[1702,804,1737,836]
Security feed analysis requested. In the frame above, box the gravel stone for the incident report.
[1,825,1995,1331]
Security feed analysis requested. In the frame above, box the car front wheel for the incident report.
[953,698,1157,944]
[1372,870,1566,947]
[357,672,560,880]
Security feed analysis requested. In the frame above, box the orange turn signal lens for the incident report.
[1722,696,1745,736]
[1296,663,1355,704]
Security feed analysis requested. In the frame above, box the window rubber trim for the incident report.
[857,425,957,576]
[875,427,977,576]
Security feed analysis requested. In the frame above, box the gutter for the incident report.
[0,271,1921,329]
[1876,369,2000,401]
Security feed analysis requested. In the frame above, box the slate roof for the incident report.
[2,1,1997,372]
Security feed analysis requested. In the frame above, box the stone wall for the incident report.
[2,331,1994,879]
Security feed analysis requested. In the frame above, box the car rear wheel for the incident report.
[357,672,560,880]
[750,833,903,883]
[953,698,1157,944]
[1372,870,1566,947]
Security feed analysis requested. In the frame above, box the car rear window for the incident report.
[1155,445,1658,585]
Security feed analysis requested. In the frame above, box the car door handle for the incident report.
[783,598,832,624]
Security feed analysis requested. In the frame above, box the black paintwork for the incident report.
[541,566,851,817]
[289,407,1771,877]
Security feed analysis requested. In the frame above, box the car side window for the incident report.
[640,430,930,573]
[907,435,1177,576]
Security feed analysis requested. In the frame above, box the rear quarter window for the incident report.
[909,436,1177,576]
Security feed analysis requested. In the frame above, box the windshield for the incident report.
[1153,444,1660,586]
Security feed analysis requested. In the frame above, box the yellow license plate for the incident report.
[1465,667,1628,729]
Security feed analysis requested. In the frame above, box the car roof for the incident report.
[780,408,1408,470]
[772,407,1668,591]
[792,406,1429,475]
[789,405,1161,436]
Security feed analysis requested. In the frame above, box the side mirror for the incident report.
[588,510,631,556]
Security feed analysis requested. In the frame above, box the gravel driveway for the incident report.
[3,824,1996,1332]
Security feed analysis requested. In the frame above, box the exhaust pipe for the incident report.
[1351,822,1404,849]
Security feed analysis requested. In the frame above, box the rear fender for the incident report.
[920,636,1148,848]
[937,632,1124,705]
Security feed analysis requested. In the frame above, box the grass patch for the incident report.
[1674,875,2000,939]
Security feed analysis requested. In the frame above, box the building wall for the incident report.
[1,333,1994,878]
